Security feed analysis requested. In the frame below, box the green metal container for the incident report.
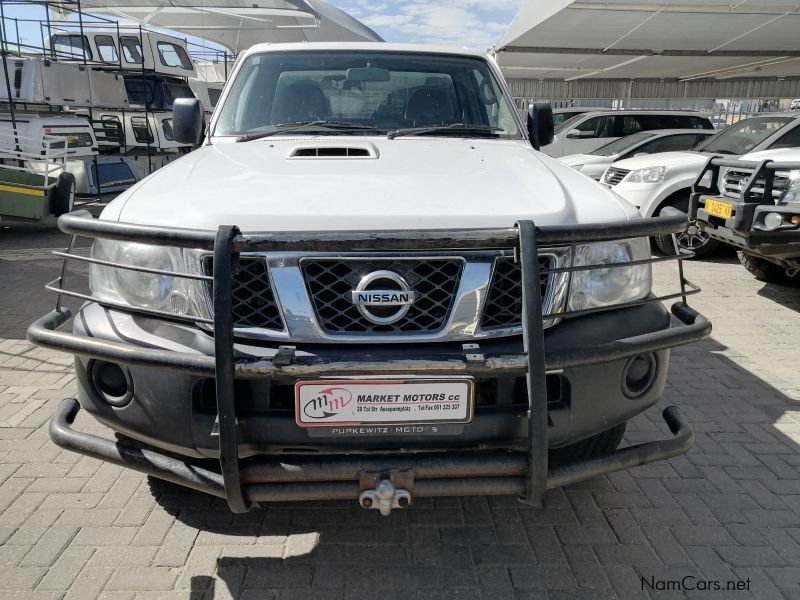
[0,167,54,220]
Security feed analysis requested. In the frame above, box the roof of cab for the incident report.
[560,109,711,117]
[240,42,488,59]
[639,128,716,135]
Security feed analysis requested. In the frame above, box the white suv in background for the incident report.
[602,113,800,256]
[541,110,713,158]
[559,129,714,180]
[552,107,599,128]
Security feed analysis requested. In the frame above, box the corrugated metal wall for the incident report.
[507,78,800,101]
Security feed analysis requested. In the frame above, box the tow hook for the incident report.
[359,473,412,516]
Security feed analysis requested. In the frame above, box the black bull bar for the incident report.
[30,209,710,512]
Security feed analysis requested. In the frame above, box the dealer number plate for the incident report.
[705,198,733,219]
[295,378,474,428]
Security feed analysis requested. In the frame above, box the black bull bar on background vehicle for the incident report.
[690,156,800,257]
[29,208,711,513]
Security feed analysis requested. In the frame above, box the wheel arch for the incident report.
[647,187,692,218]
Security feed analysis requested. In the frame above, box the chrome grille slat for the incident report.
[481,256,552,330]
[204,257,283,330]
[302,258,463,334]
[603,167,630,186]
[722,169,789,201]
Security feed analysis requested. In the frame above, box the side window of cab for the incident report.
[768,123,800,149]
[621,115,645,135]
[569,115,614,138]
[635,134,702,155]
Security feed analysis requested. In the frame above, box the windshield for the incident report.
[693,116,792,155]
[591,131,656,156]
[553,110,586,128]
[554,113,590,134]
[214,51,521,138]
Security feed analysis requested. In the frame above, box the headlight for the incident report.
[90,240,198,316]
[627,166,666,184]
[569,238,652,311]
[779,170,800,204]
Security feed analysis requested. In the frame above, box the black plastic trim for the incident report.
[29,303,710,377]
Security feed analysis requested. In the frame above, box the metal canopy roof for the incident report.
[494,1,800,81]
[53,0,382,54]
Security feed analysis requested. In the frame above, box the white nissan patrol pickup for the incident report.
[30,43,709,515]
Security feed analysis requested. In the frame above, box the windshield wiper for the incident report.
[236,121,381,142]
[387,123,503,140]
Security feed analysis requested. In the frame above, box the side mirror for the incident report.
[527,102,554,150]
[566,128,592,139]
[172,98,205,145]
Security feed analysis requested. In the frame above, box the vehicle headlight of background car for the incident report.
[90,240,200,317]
[627,166,667,184]
[779,170,800,204]
[88,237,653,322]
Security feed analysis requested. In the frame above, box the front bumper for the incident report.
[50,396,693,504]
[56,300,675,457]
[691,156,800,262]
[30,209,709,512]
[602,183,659,214]
[692,197,800,261]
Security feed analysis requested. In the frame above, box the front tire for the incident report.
[48,172,76,217]
[738,252,800,286]
[114,433,215,507]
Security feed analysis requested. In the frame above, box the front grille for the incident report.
[603,167,630,186]
[723,169,789,201]
[302,258,463,334]
[481,255,553,330]
[204,257,283,330]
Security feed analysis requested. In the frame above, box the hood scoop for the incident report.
[288,143,378,159]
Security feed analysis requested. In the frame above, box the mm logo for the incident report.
[303,387,353,420]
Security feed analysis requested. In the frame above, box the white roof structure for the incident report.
[495,1,800,81]
[240,42,487,59]
[51,0,383,55]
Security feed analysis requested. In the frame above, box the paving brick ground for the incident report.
[0,217,799,599]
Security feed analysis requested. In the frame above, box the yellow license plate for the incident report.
[705,198,733,219]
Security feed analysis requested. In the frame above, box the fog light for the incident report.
[791,215,799,226]
[621,353,657,399]
[89,361,133,407]
[764,212,784,230]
